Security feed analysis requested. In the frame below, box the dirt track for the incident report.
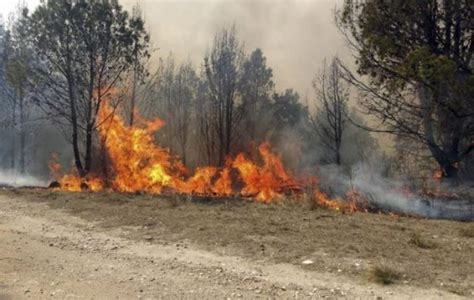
[0,190,472,299]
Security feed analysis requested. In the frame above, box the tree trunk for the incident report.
[10,100,16,171]
[67,74,85,177]
[441,163,459,179]
[84,123,93,174]
[19,91,25,174]
[419,85,460,183]
[130,68,137,127]
[335,148,341,165]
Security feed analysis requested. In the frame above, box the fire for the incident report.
[49,153,104,192]
[313,189,358,213]
[51,100,310,202]
[232,143,301,202]
[97,103,173,194]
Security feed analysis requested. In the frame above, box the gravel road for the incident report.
[0,192,464,299]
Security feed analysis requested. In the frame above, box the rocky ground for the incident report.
[0,189,473,299]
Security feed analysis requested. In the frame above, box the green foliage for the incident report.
[272,89,307,129]
[5,58,28,94]
[338,0,474,179]
[240,48,274,106]
[24,0,151,175]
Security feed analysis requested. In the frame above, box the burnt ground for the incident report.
[0,188,473,299]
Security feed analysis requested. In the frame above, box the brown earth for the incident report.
[0,189,473,299]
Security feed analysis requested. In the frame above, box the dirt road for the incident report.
[0,191,470,299]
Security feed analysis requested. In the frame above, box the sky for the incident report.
[120,0,351,98]
[0,0,351,98]
[0,0,40,19]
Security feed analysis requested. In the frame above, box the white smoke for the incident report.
[0,170,48,188]
[350,164,474,221]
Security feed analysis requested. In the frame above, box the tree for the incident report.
[195,74,216,166]
[310,57,348,165]
[338,0,474,181]
[127,3,150,127]
[143,55,198,166]
[239,48,274,142]
[26,0,149,177]
[5,5,33,174]
[0,17,6,133]
[0,3,34,174]
[172,61,198,165]
[204,25,244,166]
[0,23,17,170]
[272,89,308,130]
[269,89,310,170]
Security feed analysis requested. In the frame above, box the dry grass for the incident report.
[459,226,474,238]
[367,265,401,285]
[409,232,438,249]
[4,189,474,295]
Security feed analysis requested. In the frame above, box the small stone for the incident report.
[302,259,314,265]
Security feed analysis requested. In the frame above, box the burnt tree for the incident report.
[311,57,348,165]
[204,25,244,166]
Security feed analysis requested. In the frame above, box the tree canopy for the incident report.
[26,0,150,176]
[338,0,474,179]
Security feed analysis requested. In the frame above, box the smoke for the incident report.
[0,106,72,183]
[316,163,474,221]
[0,170,47,187]
[120,0,349,97]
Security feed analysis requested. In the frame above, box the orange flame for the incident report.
[313,188,359,213]
[51,100,311,202]
[233,143,301,202]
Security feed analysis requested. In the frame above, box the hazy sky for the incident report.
[0,0,40,18]
[121,0,350,98]
[1,0,351,97]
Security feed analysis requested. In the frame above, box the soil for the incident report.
[0,188,473,299]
